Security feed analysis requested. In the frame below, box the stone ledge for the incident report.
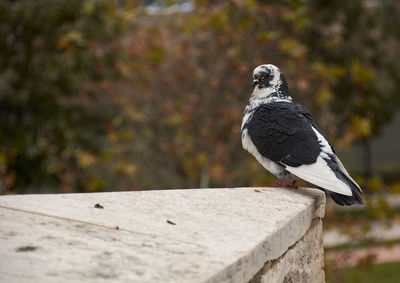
[0,187,325,283]
[250,219,325,283]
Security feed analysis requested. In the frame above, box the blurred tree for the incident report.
[111,0,400,190]
[0,0,131,193]
[1,0,400,194]
[2,2,397,279]
[292,0,400,182]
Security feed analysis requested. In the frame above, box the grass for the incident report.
[326,261,400,283]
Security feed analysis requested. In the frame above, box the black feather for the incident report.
[325,189,363,206]
[323,154,363,206]
[246,102,321,167]
[294,104,364,206]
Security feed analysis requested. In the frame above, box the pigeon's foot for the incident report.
[272,179,297,188]
[286,180,298,189]
[272,179,285,187]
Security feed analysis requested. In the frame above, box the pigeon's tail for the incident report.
[325,170,363,206]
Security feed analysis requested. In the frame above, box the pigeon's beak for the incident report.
[251,79,259,88]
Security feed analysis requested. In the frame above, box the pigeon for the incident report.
[241,64,363,206]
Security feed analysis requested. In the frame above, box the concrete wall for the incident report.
[0,187,325,283]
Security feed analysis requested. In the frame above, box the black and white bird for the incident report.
[241,64,363,206]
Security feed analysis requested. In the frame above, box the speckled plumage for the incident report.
[241,64,363,206]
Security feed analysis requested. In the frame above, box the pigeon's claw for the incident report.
[287,180,298,189]
[272,179,285,187]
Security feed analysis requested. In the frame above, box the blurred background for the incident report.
[1,0,400,281]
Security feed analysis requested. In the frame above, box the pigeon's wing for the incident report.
[247,103,320,166]
[294,103,362,194]
[247,103,353,196]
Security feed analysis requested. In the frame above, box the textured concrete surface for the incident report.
[0,187,325,283]
[251,219,325,283]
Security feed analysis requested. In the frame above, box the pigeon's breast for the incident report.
[241,104,283,176]
[241,128,293,179]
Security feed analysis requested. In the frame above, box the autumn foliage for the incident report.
[1,0,400,194]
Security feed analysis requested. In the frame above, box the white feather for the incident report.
[311,126,361,193]
[280,126,353,196]
[282,155,353,196]
[335,155,362,193]
[241,129,285,177]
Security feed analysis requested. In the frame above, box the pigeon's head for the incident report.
[251,64,280,88]
[250,64,290,101]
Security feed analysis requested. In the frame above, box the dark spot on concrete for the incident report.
[166,220,176,225]
[16,246,37,252]
[94,203,104,209]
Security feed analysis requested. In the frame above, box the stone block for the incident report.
[0,187,325,282]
